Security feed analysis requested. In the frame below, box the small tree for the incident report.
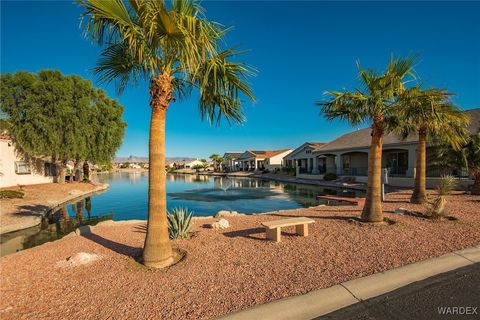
[200,159,209,171]
[191,164,203,173]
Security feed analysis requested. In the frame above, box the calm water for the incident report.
[0,172,363,256]
[90,172,363,219]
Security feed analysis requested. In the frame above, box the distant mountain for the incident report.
[114,155,196,163]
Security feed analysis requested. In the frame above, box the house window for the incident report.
[15,161,31,174]
[306,150,312,154]
[44,163,57,177]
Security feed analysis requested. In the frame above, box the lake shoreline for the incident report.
[0,182,109,235]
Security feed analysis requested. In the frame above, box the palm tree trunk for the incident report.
[143,74,174,268]
[411,129,427,203]
[361,123,384,222]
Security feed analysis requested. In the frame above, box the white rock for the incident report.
[206,218,230,230]
[57,252,101,268]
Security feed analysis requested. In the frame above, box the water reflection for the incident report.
[0,196,113,257]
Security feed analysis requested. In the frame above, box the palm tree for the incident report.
[433,131,480,195]
[317,56,416,223]
[78,0,254,268]
[209,153,220,171]
[394,87,470,204]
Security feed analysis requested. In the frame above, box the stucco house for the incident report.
[221,152,243,171]
[286,108,479,188]
[0,135,56,188]
[283,142,326,174]
[236,149,293,171]
[185,159,206,168]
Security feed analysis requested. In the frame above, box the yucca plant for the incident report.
[428,175,456,218]
[167,207,193,239]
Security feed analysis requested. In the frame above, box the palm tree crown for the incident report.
[79,0,255,121]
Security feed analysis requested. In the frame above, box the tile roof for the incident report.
[313,108,479,154]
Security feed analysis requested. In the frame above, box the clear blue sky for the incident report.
[2,1,479,158]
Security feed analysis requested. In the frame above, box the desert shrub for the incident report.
[427,175,456,218]
[167,207,193,239]
[323,172,338,181]
[0,190,25,199]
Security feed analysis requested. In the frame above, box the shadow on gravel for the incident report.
[133,224,147,234]
[223,227,266,241]
[82,232,142,258]
[14,204,50,217]
[268,213,358,222]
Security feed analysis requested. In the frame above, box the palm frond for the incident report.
[195,49,256,125]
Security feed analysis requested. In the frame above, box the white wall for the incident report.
[0,139,54,188]
[266,150,293,170]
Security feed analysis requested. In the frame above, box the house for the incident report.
[221,152,243,171]
[283,142,326,174]
[236,149,293,171]
[185,159,205,169]
[290,108,479,188]
[0,135,56,188]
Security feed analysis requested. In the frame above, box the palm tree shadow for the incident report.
[133,224,147,234]
[82,232,142,258]
[268,213,359,222]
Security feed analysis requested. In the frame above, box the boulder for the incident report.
[57,252,101,268]
[204,218,230,230]
[215,210,239,218]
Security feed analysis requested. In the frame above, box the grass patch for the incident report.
[0,190,25,199]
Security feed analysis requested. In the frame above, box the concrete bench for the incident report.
[261,217,315,242]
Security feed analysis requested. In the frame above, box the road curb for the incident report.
[217,245,480,320]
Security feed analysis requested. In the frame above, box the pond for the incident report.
[0,172,363,256]
[93,172,363,218]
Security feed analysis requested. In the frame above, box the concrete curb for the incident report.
[0,183,109,235]
[217,245,480,320]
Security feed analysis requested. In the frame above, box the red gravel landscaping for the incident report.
[1,191,479,319]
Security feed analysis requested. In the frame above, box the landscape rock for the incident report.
[56,252,101,268]
[215,210,239,218]
[75,225,93,235]
[204,219,230,230]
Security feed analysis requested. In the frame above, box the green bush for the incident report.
[167,207,193,239]
[323,172,338,181]
[0,190,25,199]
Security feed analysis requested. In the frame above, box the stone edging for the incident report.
[0,183,109,235]
[216,246,480,320]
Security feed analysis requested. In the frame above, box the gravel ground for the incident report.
[1,191,479,320]
[0,182,106,233]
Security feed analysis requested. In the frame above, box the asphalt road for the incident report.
[316,263,480,320]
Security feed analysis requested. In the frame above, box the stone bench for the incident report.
[261,217,315,242]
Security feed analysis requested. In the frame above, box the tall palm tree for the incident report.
[394,87,470,204]
[317,56,416,223]
[78,0,255,268]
